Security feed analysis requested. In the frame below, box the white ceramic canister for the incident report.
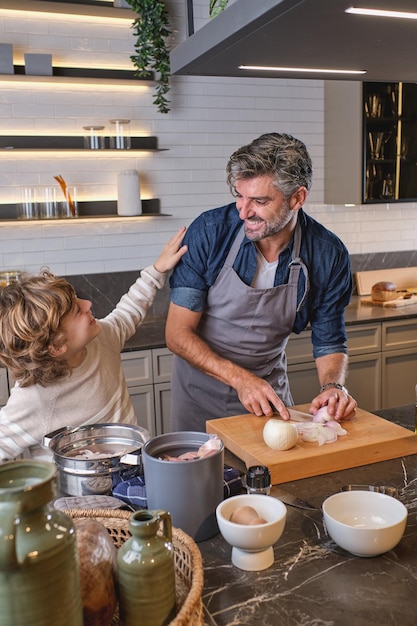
[117,170,142,216]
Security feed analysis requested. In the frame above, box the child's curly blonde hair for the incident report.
[0,270,77,387]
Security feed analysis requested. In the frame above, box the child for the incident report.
[0,227,187,462]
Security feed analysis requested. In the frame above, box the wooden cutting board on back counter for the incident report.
[206,405,417,484]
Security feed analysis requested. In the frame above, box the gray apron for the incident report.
[171,220,309,431]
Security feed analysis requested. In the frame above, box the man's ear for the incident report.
[290,186,308,211]
[48,343,67,358]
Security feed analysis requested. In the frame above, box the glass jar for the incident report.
[109,119,131,150]
[18,187,38,220]
[38,186,59,219]
[83,125,105,150]
[0,270,21,288]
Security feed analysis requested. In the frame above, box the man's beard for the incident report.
[243,200,293,242]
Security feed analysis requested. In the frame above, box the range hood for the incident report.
[170,0,417,83]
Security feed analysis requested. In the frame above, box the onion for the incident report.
[263,419,298,451]
[312,406,333,423]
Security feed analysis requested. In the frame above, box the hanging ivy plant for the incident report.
[209,0,229,18]
[125,0,171,114]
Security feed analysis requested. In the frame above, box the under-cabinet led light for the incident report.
[0,8,132,25]
[345,7,417,20]
[0,150,154,157]
[0,77,149,91]
[239,65,366,75]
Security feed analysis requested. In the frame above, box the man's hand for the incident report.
[234,371,290,419]
[310,386,357,421]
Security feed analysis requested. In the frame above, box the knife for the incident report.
[287,408,313,423]
[270,485,317,510]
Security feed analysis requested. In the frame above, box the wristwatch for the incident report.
[319,382,349,395]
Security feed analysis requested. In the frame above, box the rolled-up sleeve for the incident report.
[170,286,207,312]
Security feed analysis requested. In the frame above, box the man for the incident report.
[166,133,357,432]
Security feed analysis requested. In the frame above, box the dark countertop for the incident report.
[123,316,167,352]
[345,295,417,325]
[123,296,417,352]
[199,405,417,625]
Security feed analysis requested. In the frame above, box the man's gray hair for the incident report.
[226,132,313,198]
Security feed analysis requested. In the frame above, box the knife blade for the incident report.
[270,485,317,510]
[287,408,313,423]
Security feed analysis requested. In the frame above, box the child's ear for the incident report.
[48,343,67,358]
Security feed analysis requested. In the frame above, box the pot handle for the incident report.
[42,426,73,448]
[120,449,142,466]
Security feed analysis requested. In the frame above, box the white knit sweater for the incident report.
[0,265,165,462]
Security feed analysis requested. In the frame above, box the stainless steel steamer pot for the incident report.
[43,423,149,497]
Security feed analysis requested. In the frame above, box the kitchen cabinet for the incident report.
[287,319,417,412]
[381,319,417,409]
[0,368,9,408]
[287,323,382,412]
[121,347,173,436]
[324,80,417,205]
[152,348,173,434]
[121,350,156,435]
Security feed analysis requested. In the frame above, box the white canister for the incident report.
[117,169,142,216]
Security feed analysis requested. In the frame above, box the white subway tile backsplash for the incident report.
[0,1,414,275]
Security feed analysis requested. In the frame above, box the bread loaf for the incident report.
[371,281,398,302]
[74,519,118,626]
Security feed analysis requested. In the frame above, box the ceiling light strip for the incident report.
[239,66,366,75]
[345,7,417,20]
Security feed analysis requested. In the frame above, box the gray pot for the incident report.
[142,432,224,542]
[43,423,149,497]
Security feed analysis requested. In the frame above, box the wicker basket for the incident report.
[65,508,204,626]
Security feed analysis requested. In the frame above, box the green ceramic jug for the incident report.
[117,509,176,626]
[0,460,83,626]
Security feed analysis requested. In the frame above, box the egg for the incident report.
[229,505,259,525]
[249,517,268,525]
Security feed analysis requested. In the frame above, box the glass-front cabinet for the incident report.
[324,81,417,205]
[364,82,417,203]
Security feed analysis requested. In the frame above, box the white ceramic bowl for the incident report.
[216,494,287,571]
[322,490,407,557]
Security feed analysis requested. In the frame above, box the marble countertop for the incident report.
[345,295,417,325]
[199,405,417,625]
[123,295,417,352]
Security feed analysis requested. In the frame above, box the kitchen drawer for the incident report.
[346,323,381,355]
[286,330,313,365]
[128,383,156,436]
[154,381,172,435]
[287,360,319,404]
[382,319,417,351]
[347,353,382,412]
[381,347,417,408]
[121,350,153,386]
[152,347,173,383]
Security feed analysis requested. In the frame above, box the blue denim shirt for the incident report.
[170,204,352,359]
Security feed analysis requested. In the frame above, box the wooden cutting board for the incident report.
[355,267,417,295]
[206,405,417,484]
[360,295,417,308]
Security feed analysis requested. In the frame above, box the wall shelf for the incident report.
[0,0,135,20]
[0,136,162,151]
[9,65,152,83]
[0,199,170,221]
